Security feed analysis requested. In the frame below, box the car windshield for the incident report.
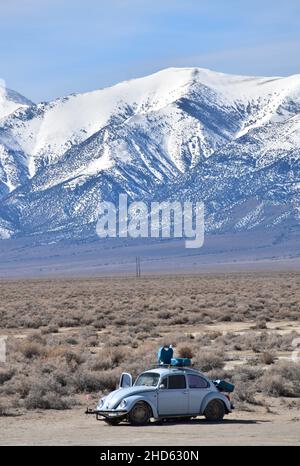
[134,372,160,387]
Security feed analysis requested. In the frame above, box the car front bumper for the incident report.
[85,408,128,420]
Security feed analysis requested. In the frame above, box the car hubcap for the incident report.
[206,401,222,419]
[133,405,148,422]
[211,405,219,417]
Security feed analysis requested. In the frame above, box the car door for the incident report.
[158,374,189,416]
[187,374,211,415]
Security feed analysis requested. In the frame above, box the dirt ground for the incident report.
[1,403,300,446]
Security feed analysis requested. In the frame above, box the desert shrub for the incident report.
[79,326,97,339]
[260,362,300,397]
[24,391,74,410]
[41,363,58,375]
[27,332,46,344]
[137,322,157,333]
[170,333,194,346]
[21,372,76,410]
[55,317,79,328]
[93,320,106,330]
[91,358,112,371]
[224,331,299,353]
[178,346,194,359]
[202,316,213,324]
[234,386,257,404]
[0,402,10,416]
[193,351,224,372]
[231,366,263,383]
[253,320,267,330]
[157,311,171,320]
[85,337,98,347]
[169,316,189,325]
[214,366,263,406]
[46,345,70,359]
[64,350,85,367]
[260,375,289,397]
[1,374,31,398]
[52,370,74,391]
[261,352,275,365]
[194,334,213,346]
[65,337,78,345]
[90,347,127,371]
[111,348,127,366]
[217,314,232,322]
[208,331,222,340]
[231,313,245,322]
[19,342,45,359]
[41,325,59,334]
[233,344,242,351]
[19,317,44,329]
[113,318,127,327]
[0,368,15,385]
[105,336,131,347]
[74,370,118,393]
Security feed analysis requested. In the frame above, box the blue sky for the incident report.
[1,0,300,102]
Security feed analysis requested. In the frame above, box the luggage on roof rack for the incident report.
[171,358,191,367]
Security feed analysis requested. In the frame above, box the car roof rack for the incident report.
[149,364,197,371]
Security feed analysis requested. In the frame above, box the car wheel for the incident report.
[204,399,225,421]
[104,418,122,426]
[128,402,151,426]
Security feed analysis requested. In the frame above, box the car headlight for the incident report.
[118,399,127,409]
[98,398,105,409]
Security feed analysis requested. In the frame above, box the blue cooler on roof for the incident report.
[158,346,173,364]
[171,358,191,367]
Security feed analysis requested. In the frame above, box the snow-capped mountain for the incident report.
[0,82,32,120]
[163,112,300,232]
[0,83,33,201]
[0,67,300,241]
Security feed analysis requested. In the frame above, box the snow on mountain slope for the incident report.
[163,113,300,233]
[220,113,300,170]
[2,67,300,181]
[1,67,300,240]
[0,139,29,198]
[1,69,197,178]
[0,82,33,197]
[0,80,32,121]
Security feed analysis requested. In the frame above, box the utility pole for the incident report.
[136,256,141,278]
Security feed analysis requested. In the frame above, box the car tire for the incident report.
[204,399,225,421]
[128,402,151,426]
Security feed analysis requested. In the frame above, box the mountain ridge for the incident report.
[0,67,300,243]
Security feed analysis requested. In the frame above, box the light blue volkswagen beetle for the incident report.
[87,366,234,426]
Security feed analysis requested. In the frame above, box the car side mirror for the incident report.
[159,384,166,390]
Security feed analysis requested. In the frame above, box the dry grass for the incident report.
[1,272,300,415]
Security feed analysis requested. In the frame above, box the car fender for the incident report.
[124,395,159,418]
[200,391,231,414]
